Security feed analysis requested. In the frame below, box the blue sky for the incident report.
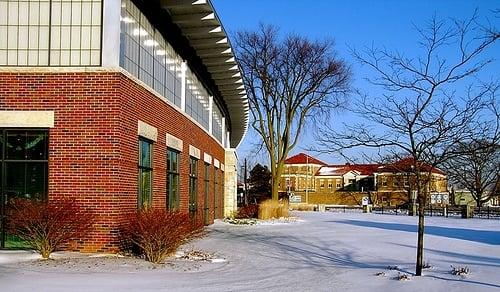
[212,0,500,165]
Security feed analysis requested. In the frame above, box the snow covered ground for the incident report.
[1,211,499,291]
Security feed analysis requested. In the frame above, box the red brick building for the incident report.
[0,0,248,252]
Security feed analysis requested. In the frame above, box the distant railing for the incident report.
[324,205,363,213]
[323,204,500,219]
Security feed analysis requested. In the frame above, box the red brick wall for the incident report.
[0,71,226,252]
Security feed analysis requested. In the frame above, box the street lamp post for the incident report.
[306,156,309,205]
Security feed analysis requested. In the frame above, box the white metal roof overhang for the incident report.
[160,0,249,148]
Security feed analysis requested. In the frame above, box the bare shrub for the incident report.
[451,265,470,276]
[179,250,214,262]
[6,198,94,259]
[386,265,399,270]
[225,218,258,225]
[235,204,259,219]
[258,199,289,220]
[396,273,411,281]
[121,208,202,264]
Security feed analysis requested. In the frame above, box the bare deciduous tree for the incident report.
[234,24,351,201]
[316,12,498,276]
[443,97,500,207]
[445,141,499,207]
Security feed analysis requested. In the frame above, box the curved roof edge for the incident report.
[160,0,249,148]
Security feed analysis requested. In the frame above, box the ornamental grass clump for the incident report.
[121,208,202,264]
[7,198,94,259]
[258,199,289,220]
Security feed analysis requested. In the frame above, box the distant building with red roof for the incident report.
[376,157,446,175]
[280,153,448,207]
[284,153,327,166]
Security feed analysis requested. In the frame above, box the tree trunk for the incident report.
[271,174,280,201]
[270,161,285,201]
[415,192,425,276]
[476,199,482,208]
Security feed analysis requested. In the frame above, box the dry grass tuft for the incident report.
[258,200,289,220]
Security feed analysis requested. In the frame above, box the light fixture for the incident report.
[132,28,148,37]
[120,16,135,23]
[144,39,158,47]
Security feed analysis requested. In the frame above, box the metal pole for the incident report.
[306,156,309,205]
[244,158,248,205]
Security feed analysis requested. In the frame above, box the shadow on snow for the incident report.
[333,219,500,245]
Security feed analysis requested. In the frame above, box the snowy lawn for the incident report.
[1,211,499,291]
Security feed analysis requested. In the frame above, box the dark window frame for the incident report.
[1,128,49,249]
[166,148,180,210]
[203,162,210,225]
[138,137,153,209]
[213,168,218,218]
[188,156,198,216]
[204,163,210,201]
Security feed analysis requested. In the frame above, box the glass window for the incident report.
[119,0,220,133]
[204,164,210,188]
[138,138,152,208]
[6,131,26,159]
[213,168,218,218]
[0,0,102,66]
[0,129,48,248]
[1,129,49,248]
[189,157,198,216]
[203,163,210,224]
[185,69,210,129]
[166,148,179,210]
[6,130,48,160]
[5,162,47,201]
[120,0,183,106]
[203,163,210,221]
[212,105,223,143]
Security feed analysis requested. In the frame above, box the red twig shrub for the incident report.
[121,208,203,263]
[236,204,259,219]
[6,198,94,259]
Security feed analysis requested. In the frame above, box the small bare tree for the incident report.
[444,92,500,207]
[316,12,498,276]
[234,24,351,201]
[443,97,500,207]
[445,141,499,207]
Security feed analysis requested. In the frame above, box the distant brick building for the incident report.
[0,0,248,251]
[280,153,448,206]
